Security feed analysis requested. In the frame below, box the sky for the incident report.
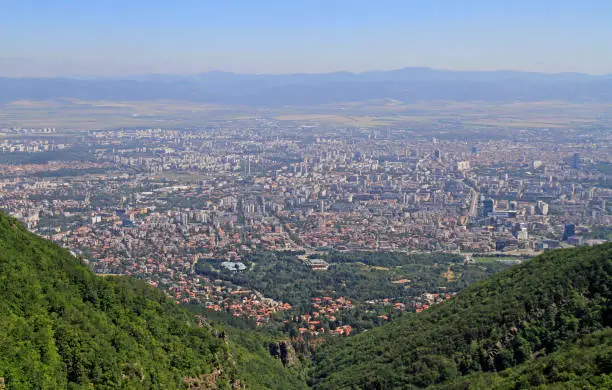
[1,0,611,77]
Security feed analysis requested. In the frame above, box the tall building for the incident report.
[479,198,494,218]
[571,153,580,169]
[563,224,576,241]
[433,149,442,162]
[537,201,549,216]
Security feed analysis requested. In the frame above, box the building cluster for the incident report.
[0,122,610,325]
[0,139,66,153]
[292,296,355,337]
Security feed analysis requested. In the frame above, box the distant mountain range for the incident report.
[2,67,612,105]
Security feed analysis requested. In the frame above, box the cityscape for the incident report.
[1,1,612,387]
[1,118,610,332]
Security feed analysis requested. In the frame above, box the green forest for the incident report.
[0,211,298,389]
[196,250,509,313]
[310,243,612,389]
[432,328,612,389]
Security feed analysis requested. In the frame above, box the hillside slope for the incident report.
[0,211,233,388]
[0,211,303,389]
[310,244,612,389]
[433,328,612,389]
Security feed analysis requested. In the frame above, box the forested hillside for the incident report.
[0,211,301,389]
[310,244,612,389]
[432,328,612,389]
[1,208,610,389]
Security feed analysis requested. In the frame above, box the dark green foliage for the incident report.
[0,212,232,389]
[183,307,309,389]
[31,167,111,178]
[327,251,461,268]
[0,211,310,389]
[310,244,612,389]
[0,146,96,165]
[227,328,309,390]
[196,250,508,313]
[433,328,612,389]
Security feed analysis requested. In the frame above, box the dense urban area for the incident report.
[1,119,609,340]
[3,1,612,388]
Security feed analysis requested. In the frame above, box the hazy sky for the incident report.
[1,0,611,77]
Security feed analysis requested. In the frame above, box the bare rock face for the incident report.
[184,369,244,390]
[268,340,298,367]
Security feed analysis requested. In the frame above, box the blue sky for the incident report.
[1,0,611,76]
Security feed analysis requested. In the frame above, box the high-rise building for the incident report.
[484,199,494,215]
[537,201,549,216]
[479,198,494,218]
[563,224,576,241]
[527,205,536,215]
[433,149,442,162]
[571,153,580,169]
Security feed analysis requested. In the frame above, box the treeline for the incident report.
[0,147,95,165]
[327,251,461,267]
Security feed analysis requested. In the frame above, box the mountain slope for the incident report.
[433,328,612,389]
[310,244,612,389]
[0,211,304,389]
[0,211,234,388]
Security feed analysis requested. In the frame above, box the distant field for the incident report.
[2,99,611,130]
[0,99,242,129]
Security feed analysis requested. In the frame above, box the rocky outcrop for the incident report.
[184,368,243,390]
[268,340,298,367]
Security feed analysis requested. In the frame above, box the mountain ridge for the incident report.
[7,66,612,81]
[2,67,612,105]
